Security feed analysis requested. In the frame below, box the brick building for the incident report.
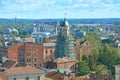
[8,42,24,61]
[75,39,94,61]
[44,57,76,73]
[8,42,55,68]
[43,43,55,62]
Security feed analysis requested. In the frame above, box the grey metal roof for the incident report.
[43,43,56,46]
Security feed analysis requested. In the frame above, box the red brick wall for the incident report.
[8,42,24,61]
[75,40,94,61]
[57,61,76,69]
[8,42,55,68]
[43,46,55,62]
[24,44,43,67]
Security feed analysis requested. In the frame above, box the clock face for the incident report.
[60,27,70,37]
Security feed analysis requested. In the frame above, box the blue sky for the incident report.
[0,0,120,19]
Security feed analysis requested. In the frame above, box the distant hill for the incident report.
[0,18,120,25]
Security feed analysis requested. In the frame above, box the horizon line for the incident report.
[0,17,120,20]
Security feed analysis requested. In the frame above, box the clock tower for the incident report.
[55,18,76,59]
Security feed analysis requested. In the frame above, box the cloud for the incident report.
[1,0,119,12]
[0,0,120,18]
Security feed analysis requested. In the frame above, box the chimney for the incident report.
[64,71,66,75]
[57,70,59,72]
[68,73,70,77]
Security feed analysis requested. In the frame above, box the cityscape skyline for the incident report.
[0,0,120,19]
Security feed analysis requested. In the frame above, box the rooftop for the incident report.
[45,71,65,80]
[1,60,16,69]
[43,43,56,47]
[6,66,44,75]
[60,18,69,27]
[54,57,76,63]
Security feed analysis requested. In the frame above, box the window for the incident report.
[29,53,31,56]
[27,53,29,56]
[34,64,36,67]
[29,58,31,62]
[38,76,40,80]
[26,59,29,62]
[50,50,52,53]
[25,77,29,80]
[46,50,48,53]
[34,58,36,61]
[40,64,42,67]
[13,78,16,80]
[34,52,37,56]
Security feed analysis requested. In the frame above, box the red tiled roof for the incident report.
[6,66,44,75]
[0,72,7,80]
[46,71,64,80]
[1,60,16,69]
[55,57,76,63]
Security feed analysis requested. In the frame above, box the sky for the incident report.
[0,0,120,19]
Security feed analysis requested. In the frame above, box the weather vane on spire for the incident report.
[64,13,67,20]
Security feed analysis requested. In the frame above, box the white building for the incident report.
[115,65,120,80]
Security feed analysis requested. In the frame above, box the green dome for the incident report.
[60,18,69,27]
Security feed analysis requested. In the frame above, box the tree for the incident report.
[95,64,111,75]
[102,39,115,44]
[84,32,101,46]
[97,44,120,74]
[88,53,98,71]
[76,61,90,76]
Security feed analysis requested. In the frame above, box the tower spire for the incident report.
[64,13,67,21]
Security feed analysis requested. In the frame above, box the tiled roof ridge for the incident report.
[6,65,44,75]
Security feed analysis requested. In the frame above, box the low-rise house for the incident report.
[75,75,90,80]
[114,40,120,48]
[45,71,75,80]
[44,36,57,43]
[73,30,86,38]
[44,57,76,73]
[24,37,35,43]
[0,60,45,80]
[13,37,22,42]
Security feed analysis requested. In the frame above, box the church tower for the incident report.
[55,18,76,59]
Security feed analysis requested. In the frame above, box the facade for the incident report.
[44,36,57,43]
[75,39,94,61]
[24,37,35,43]
[43,43,55,62]
[33,32,57,44]
[8,42,55,68]
[56,57,76,70]
[8,42,24,61]
[0,60,45,80]
[55,18,76,59]
[44,57,76,73]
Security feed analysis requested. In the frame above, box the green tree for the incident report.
[88,53,98,71]
[76,61,90,76]
[95,64,111,75]
[97,44,120,74]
